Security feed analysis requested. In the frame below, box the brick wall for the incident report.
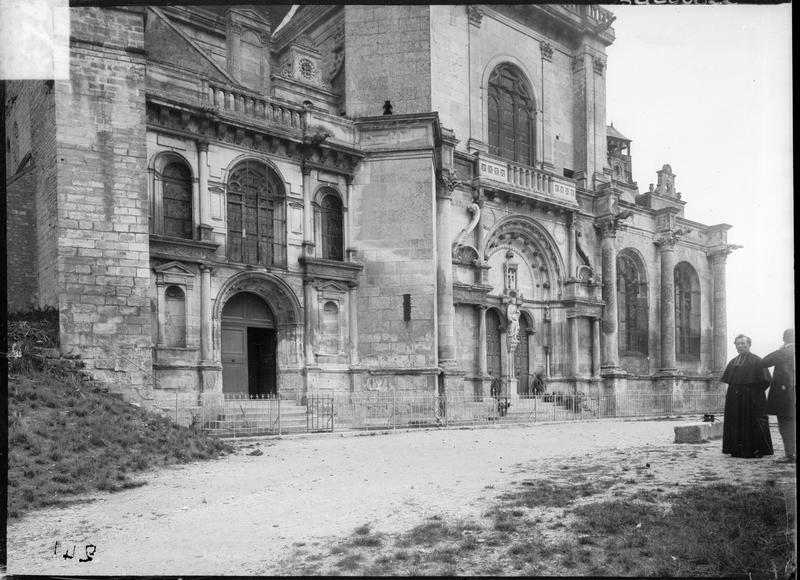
[55,7,154,404]
[344,5,431,117]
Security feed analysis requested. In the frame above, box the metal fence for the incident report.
[169,390,726,438]
[173,393,281,437]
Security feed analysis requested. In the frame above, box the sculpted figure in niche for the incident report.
[507,303,521,350]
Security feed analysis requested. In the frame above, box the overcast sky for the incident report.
[603,3,793,360]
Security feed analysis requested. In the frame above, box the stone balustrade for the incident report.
[476,152,577,206]
[206,83,303,130]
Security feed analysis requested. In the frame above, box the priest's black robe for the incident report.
[721,352,773,458]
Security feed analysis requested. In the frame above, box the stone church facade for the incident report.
[5,5,737,411]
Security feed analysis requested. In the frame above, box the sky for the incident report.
[602,3,794,360]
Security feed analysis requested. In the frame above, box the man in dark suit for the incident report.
[763,329,795,462]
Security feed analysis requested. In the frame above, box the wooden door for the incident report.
[486,309,502,379]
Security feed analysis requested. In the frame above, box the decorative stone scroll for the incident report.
[452,201,481,258]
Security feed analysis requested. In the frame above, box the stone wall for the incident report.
[351,152,437,370]
[344,5,431,117]
[5,80,60,309]
[55,7,154,404]
[5,164,38,312]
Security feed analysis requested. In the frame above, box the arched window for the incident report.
[617,254,648,354]
[315,192,344,261]
[488,64,535,165]
[226,160,286,266]
[675,262,701,359]
[164,286,186,347]
[162,163,193,239]
[151,157,193,239]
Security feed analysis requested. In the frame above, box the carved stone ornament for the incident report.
[593,57,606,75]
[303,125,332,146]
[467,5,484,26]
[655,227,691,249]
[438,168,460,193]
[540,41,554,62]
[707,243,743,262]
[594,209,633,237]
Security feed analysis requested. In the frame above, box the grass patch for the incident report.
[501,478,608,508]
[7,370,233,518]
[570,483,795,577]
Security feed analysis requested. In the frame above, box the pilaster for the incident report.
[196,140,212,241]
[707,244,740,372]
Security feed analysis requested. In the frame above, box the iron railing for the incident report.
[169,390,726,438]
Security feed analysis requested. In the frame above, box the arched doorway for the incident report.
[486,309,503,379]
[514,315,530,394]
[221,292,276,397]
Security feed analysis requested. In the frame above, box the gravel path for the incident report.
[6,418,795,575]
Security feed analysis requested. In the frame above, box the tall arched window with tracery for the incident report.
[674,262,701,359]
[617,254,648,354]
[226,160,286,267]
[488,64,535,165]
[315,191,344,261]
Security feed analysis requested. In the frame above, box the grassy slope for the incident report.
[7,370,232,518]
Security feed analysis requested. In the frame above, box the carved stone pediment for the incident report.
[314,279,349,294]
[153,260,196,287]
[154,261,194,276]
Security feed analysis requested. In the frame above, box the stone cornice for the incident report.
[707,244,743,262]
[147,97,363,177]
[300,256,364,287]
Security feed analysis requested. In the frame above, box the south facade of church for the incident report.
[5,5,737,411]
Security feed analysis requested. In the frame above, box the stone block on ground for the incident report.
[674,420,724,444]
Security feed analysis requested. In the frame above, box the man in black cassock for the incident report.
[721,334,773,458]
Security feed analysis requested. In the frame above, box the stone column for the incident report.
[199,264,213,363]
[499,326,508,393]
[656,235,678,372]
[544,345,551,378]
[569,316,580,377]
[527,329,536,377]
[598,220,620,370]
[708,247,734,372]
[591,317,601,377]
[197,140,212,241]
[435,170,457,368]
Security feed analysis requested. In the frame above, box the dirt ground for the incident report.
[5,417,796,576]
